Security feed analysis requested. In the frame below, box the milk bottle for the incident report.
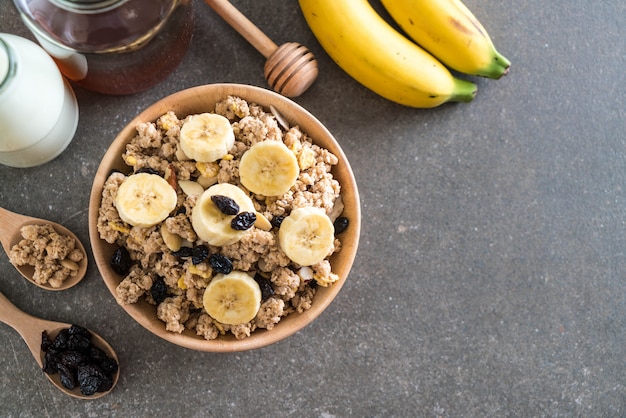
[0,33,79,168]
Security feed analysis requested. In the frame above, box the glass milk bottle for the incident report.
[12,0,194,95]
[0,33,79,168]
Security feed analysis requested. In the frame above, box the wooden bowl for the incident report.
[88,84,360,352]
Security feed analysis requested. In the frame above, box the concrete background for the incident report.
[1,0,625,416]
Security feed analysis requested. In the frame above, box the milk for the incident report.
[0,33,78,168]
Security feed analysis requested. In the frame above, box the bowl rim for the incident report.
[88,83,361,352]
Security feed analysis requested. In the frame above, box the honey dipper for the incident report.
[204,0,319,97]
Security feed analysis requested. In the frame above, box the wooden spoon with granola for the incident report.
[0,207,87,290]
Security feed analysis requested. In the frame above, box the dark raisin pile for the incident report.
[211,195,240,215]
[231,212,256,230]
[42,325,118,396]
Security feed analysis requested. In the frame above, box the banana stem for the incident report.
[449,78,477,103]
[480,50,511,79]
[494,50,511,77]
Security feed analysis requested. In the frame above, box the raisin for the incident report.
[42,351,60,374]
[41,331,53,352]
[100,357,119,375]
[151,276,168,304]
[51,329,70,351]
[211,195,239,215]
[110,247,132,276]
[60,350,88,368]
[79,375,102,396]
[67,334,91,352]
[77,364,108,395]
[60,372,77,390]
[135,167,160,175]
[270,215,285,229]
[191,245,209,265]
[98,375,114,392]
[254,273,275,301]
[57,364,77,390]
[68,325,92,339]
[77,364,105,382]
[209,254,233,275]
[333,216,349,234]
[172,246,193,258]
[89,346,108,364]
[231,212,256,230]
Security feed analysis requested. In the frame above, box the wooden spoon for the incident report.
[204,0,318,97]
[0,290,119,399]
[0,207,88,290]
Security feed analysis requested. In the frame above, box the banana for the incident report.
[381,0,510,79]
[179,113,235,162]
[239,141,300,196]
[278,207,335,266]
[298,0,476,108]
[115,173,178,227]
[191,183,255,246]
[203,270,262,325]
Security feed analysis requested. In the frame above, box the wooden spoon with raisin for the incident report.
[0,290,119,398]
[0,207,88,290]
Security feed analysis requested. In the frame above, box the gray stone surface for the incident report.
[1,0,625,416]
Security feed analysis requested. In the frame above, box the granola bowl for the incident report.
[88,83,360,352]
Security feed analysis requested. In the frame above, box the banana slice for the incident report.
[239,141,299,196]
[278,207,335,266]
[115,173,177,227]
[180,113,235,162]
[203,271,262,325]
[191,183,255,246]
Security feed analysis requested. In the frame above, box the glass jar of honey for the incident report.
[12,0,194,95]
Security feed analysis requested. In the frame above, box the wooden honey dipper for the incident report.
[204,0,318,97]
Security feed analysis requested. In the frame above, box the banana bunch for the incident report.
[298,0,510,108]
